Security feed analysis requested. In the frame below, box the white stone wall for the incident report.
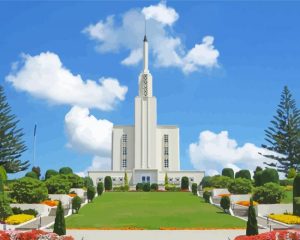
[156,126,180,171]
[212,188,230,197]
[157,171,205,186]
[257,204,292,216]
[133,169,158,185]
[112,126,134,171]
[48,194,72,206]
[88,171,133,186]
[230,194,252,203]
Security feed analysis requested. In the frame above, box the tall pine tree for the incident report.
[261,86,300,174]
[0,86,29,173]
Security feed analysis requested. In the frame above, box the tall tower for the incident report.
[134,35,157,169]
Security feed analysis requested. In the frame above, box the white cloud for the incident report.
[83,2,219,74]
[142,2,179,26]
[65,106,113,157]
[189,130,276,175]
[6,52,128,110]
[76,156,111,177]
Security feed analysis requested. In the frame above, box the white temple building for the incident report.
[88,35,204,186]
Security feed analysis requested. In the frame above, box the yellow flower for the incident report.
[5,214,35,225]
[268,214,300,224]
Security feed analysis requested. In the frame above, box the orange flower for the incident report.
[236,201,258,206]
[218,193,231,197]
[68,193,77,198]
[41,200,59,207]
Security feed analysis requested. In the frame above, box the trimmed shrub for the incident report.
[210,175,233,188]
[25,171,38,179]
[72,196,82,213]
[164,173,168,185]
[97,182,104,196]
[83,177,94,188]
[11,177,48,203]
[192,183,198,195]
[220,196,230,212]
[200,176,212,188]
[136,183,144,191]
[203,191,211,203]
[253,183,285,204]
[45,169,58,180]
[235,170,251,180]
[228,178,252,194]
[0,195,13,221]
[165,184,180,192]
[124,172,128,186]
[287,168,297,179]
[222,168,234,179]
[45,175,72,194]
[293,174,300,216]
[181,176,189,190]
[246,198,258,236]
[280,179,294,186]
[261,168,279,185]
[12,207,23,215]
[150,183,158,191]
[23,209,38,217]
[87,186,95,202]
[143,183,151,192]
[53,201,66,236]
[253,167,263,187]
[104,176,112,191]
[59,167,73,175]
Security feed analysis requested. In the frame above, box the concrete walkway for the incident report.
[66,229,269,240]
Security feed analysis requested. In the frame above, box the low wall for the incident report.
[230,194,252,203]
[257,204,293,216]
[70,188,85,198]
[212,188,229,197]
[49,194,72,207]
[10,204,52,217]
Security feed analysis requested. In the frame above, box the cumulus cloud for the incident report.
[65,106,113,157]
[76,155,111,177]
[189,130,276,176]
[83,2,219,73]
[6,52,128,110]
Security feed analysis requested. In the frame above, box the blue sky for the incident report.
[0,1,299,178]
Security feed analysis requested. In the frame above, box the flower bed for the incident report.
[68,193,77,198]
[218,193,231,197]
[5,214,34,225]
[0,230,74,240]
[235,230,300,240]
[236,201,258,207]
[41,200,59,207]
[269,214,300,224]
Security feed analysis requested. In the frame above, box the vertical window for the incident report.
[163,134,169,169]
[122,134,127,169]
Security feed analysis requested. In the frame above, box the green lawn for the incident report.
[66,192,246,229]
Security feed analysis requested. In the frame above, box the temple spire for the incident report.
[143,34,149,72]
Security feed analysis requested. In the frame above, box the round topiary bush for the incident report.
[97,182,104,196]
[192,183,198,195]
[253,182,285,204]
[72,196,82,213]
[59,167,73,175]
[181,176,189,190]
[222,168,234,179]
[210,175,233,188]
[150,183,158,191]
[200,176,212,188]
[104,176,112,191]
[25,171,38,179]
[228,178,252,194]
[45,169,58,180]
[87,186,95,202]
[261,168,279,185]
[143,183,151,192]
[220,196,230,212]
[235,170,251,180]
[136,183,143,191]
[203,191,211,203]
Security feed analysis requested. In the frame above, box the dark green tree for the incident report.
[293,174,300,216]
[97,182,104,196]
[181,176,189,190]
[253,166,263,186]
[53,201,66,236]
[72,196,82,214]
[0,86,29,173]
[32,166,41,179]
[192,183,198,195]
[104,176,112,191]
[246,198,258,236]
[83,176,94,188]
[261,86,300,175]
[235,170,251,180]
[87,186,95,202]
[220,196,230,212]
[59,167,73,175]
[45,169,58,180]
[25,171,38,179]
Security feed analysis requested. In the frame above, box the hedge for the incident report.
[222,168,234,179]
[235,170,251,180]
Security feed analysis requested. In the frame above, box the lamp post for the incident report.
[37,214,42,229]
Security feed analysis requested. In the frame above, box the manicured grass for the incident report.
[281,190,293,204]
[66,192,246,229]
